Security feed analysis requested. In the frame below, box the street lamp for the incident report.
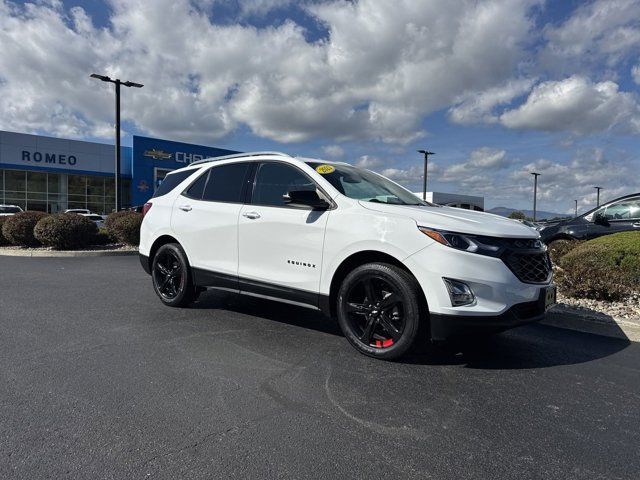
[531,172,540,221]
[593,186,603,207]
[90,73,143,211]
[574,199,578,217]
[417,149,435,201]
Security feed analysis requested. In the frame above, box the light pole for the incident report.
[417,149,435,201]
[574,199,578,217]
[90,73,143,211]
[531,172,540,221]
[594,186,603,207]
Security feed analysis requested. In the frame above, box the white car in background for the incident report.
[139,152,555,359]
[0,205,24,216]
[64,208,92,215]
[80,213,105,228]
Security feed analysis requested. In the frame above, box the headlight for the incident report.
[418,227,501,257]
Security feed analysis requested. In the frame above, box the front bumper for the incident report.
[403,242,552,324]
[429,289,549,340]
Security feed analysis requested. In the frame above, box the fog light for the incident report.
[443,278,475,307]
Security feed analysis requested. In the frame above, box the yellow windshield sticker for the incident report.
[316,164,335,174]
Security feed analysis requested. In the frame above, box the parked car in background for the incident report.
[0,205,24,216]
[541,193,640,244]
[80,213,105,228]
[64,208,92,215]
[139,152,555,360]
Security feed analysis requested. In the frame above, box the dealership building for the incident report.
[0,130,237,214]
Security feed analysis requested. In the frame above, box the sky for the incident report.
[0,0,639,213]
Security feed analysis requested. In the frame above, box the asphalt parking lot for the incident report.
[1,256,639,479]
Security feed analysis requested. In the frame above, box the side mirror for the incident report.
[593,212,610,226]
[283,190,330,210]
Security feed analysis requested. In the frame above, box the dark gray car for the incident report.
[540,193,640,244]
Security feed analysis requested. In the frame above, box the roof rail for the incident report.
[190,151,291,166]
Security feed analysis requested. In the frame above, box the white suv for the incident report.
[139,152,555,359]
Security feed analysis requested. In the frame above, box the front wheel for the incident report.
[151,243,196,307]
[336,263,425,360]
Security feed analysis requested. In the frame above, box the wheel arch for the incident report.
[147,234,182,271]
[323,250,427,318]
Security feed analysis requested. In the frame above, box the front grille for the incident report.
[503,251,552,284]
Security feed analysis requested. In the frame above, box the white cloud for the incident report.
[542,0,640,69]
[322,144,344,158]
[0,0,539,144]
[354,155,385,170]
[632,64,640,85]
[439,147,510,188]
[499,76,640,134]
[509,148,637,213]
[448,78,535,125]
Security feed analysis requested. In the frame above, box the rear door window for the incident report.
[201,162,251,203]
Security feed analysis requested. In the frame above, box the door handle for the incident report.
[242,211,261,219]
[178,205,192,212]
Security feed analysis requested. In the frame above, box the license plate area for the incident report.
[544,285,556,311]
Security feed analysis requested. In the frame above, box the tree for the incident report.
[508,210,526,220]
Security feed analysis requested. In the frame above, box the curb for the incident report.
[542,306,640,342]
[0,248,138,258]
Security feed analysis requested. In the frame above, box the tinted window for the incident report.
[202,163,251,203]
[184,171,209,200]
[603,198,640,220]
[252,162,316,207]
[152,169,195,198]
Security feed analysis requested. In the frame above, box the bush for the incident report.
[0,216,11,246]
[2,211,48,247]
[548,238,583,265]
[34,213,98,250]
[91,227,114,246]
[105,211,142,246]
[557,232,640,301]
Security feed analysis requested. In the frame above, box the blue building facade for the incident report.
[130,135,237,207]
[0,130,238,213]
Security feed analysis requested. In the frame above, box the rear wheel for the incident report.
[152,243,196,307]
[336,263,424,360]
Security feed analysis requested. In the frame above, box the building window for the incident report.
[0,168,128,214]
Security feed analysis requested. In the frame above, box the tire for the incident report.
[151,243,196,307]
[336,262,425,360]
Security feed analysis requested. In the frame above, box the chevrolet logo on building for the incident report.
[144,149,173,160]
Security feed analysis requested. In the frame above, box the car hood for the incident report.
[359,202,539,238]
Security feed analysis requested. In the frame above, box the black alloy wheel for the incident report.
[337,263,424,360]
[152,243,196,307]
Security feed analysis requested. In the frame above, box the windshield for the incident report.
[306,162,433,206]
[0,206,21,214]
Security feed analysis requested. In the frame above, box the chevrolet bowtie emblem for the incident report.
[144,149,172,160]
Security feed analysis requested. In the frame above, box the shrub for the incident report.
[91,227,114,246]
[0,216,11,246]
[548,238,583,265]
[557,232,640,301]
[105,211,142,246]
[34,213,98,250]
[1,211,48,247]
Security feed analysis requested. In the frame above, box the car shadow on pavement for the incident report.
[403,324,631,369]
[192,289,631,370]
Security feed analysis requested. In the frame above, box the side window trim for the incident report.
[248,161,333,209]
